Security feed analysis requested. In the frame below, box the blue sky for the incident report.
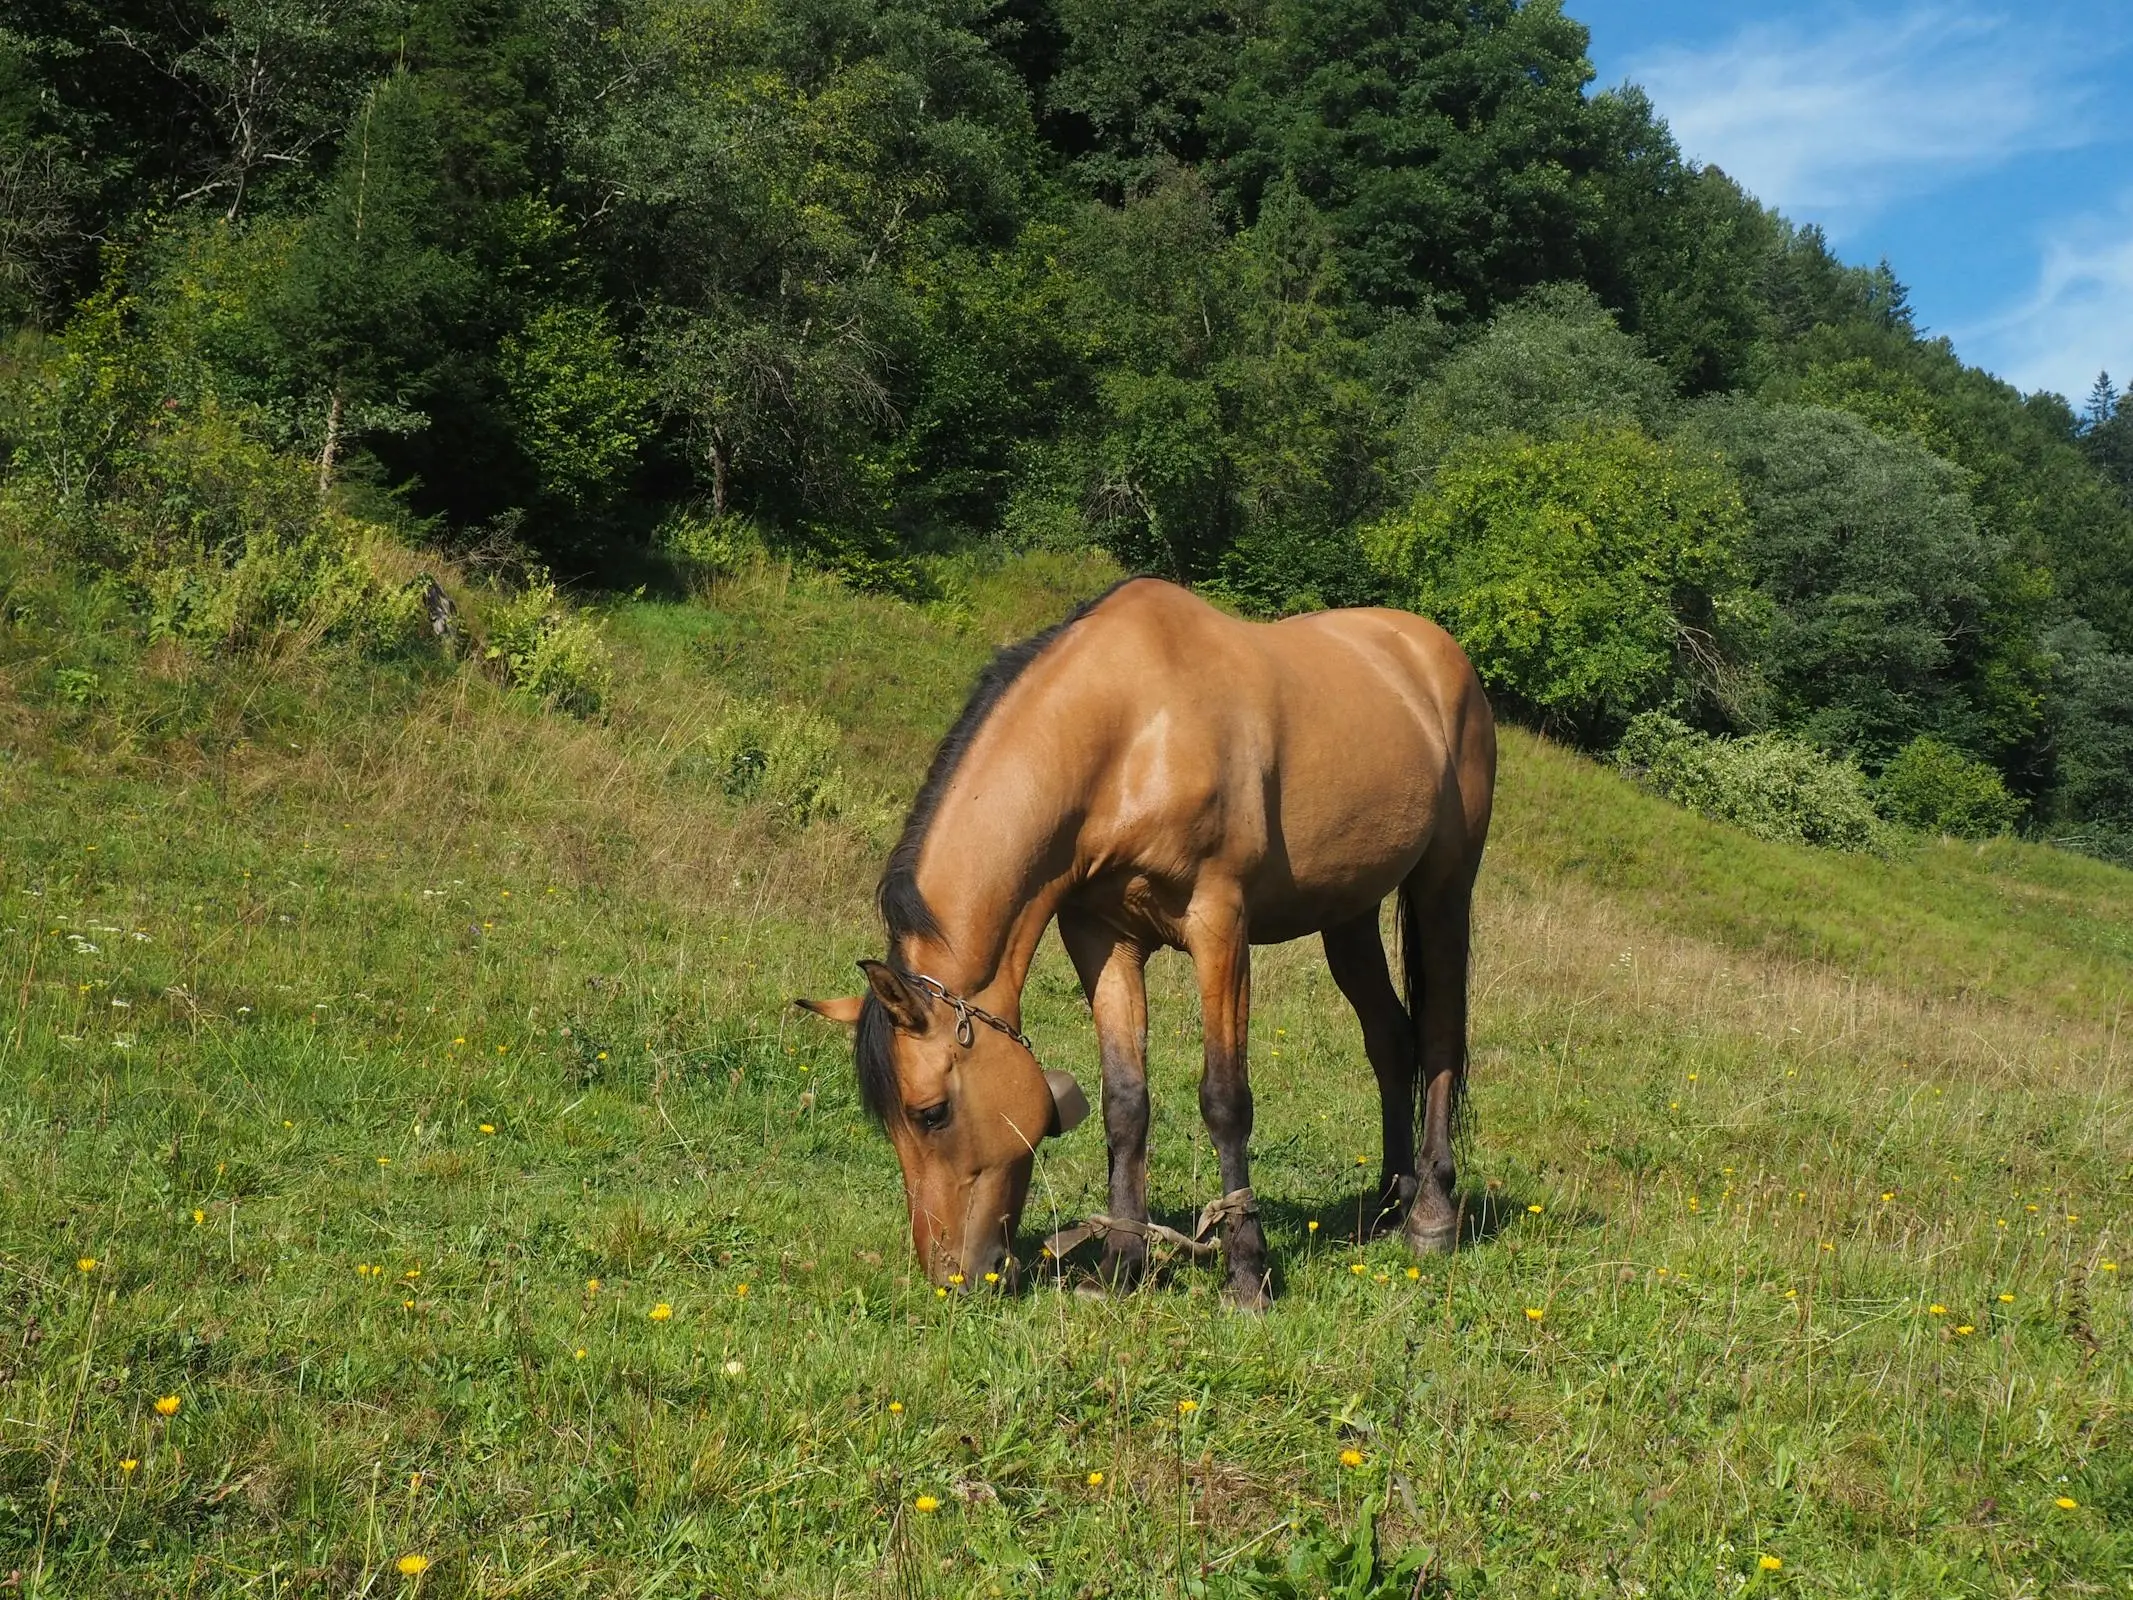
[1568,1,2133,405]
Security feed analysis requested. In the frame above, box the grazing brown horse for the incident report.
[798,578,1495,1307]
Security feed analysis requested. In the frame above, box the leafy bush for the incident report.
[695,696,850,825]
[1368,427,1750,741]
[483,576,612,715]
[499,304,648,509]
[656,510,765,592]
[1874,736,2022,838]
[1616,712,1887,852]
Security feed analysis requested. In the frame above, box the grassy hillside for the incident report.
[1,550,2128,1598]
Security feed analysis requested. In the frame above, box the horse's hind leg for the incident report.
[1403,872,1474,1256]
[1322,910,1419,1234]
[1186,893,1272,1310]
[1059,909,1153,1290]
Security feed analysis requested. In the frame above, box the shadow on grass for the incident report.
[1020,1183,1593,1301]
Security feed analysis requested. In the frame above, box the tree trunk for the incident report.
[709,435,730,518]
[316,392,344,498]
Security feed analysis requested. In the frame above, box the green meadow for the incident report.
[2,551,2128,1597]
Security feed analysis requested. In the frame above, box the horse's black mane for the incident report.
[856,578,1137,1124]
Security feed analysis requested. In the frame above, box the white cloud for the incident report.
[1625,6,2104,227]
[1957,201,2133,401]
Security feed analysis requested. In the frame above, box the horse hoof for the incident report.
[1406,1221,1458,1256]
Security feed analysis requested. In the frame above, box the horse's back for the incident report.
[1063,582,1493,937]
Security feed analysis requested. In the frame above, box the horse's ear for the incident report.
[858,960,931,1033]
[792,995,863,1026]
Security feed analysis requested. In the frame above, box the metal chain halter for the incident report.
[905,971,1037,1055]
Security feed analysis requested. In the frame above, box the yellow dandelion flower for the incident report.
[395,1553,430,1576]
[1086,1470,1104,1486]
[478,1124,495,1135]
[120,1458,138,1474]
[376,1157,391,1166]
[2066,1214,2079,1224]
[452,1037,466,1046]
[404,1268,420,1280]
[1354,1154,1368,1167]
[191,1209,204,1225]
[888,1401,903,1414]
[1524,1307,1545,1322]
[1757,1554,1782,1572]
[1928,1304,1947,1315]
[983,1271,999,1284]
[1307,1220,1319,1233]
[947,1273,964,1286]
[1406,1267,1420,1280]
[1819,1242,1834,1251]
[2102,1262,2119,1272]
[2026,1204,2038,1213]
[1880,1192,1894,1202]
[1526,1204,1543,1215]
[735,1282,750,1297]
[587,1278,600,1294]
[1350,1263,1367,1276]
[1956,1325,1974,1335]
[1998,1292,2015,1303]
[77,1257,97,1272]
[649,1302,673,1321]
[936,1287,948,1298]
[2056,1496,2078,1510]
[914,1494,941,1513]
[1177,1398,1198,1414]
[1339,1448,1364,1468]
[573,1348,587,1360]
[402,1299,414,1309]
[154,1395,181,1417]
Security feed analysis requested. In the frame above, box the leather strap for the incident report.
[1042,1187,1256,1265]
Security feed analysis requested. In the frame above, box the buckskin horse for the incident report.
[797,578,1495,1308]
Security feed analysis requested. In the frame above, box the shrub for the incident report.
[694,696,850,825]
[1368,427,1751,741]
[655,510,764,592]
[1874,736,2023,838]
[484,576,612,715]
[1616,713,1887,852]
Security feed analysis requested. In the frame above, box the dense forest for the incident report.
[3,0,2131,856]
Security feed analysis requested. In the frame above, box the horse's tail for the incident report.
[1394,876,1470,1153]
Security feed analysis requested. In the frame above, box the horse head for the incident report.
[797,961,1086,1287]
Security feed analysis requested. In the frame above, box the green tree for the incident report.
[1368,425,1750,740]
[1397,282,1675,478]
[1686,399,2029,766]
[1208,0,1610,318]
[499,304,648,511]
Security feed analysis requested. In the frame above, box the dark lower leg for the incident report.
[1322,914,1418,1232]
[1060,911,1152,1288]
[1405,898,1471,1254]
[1193,923,1269,1306]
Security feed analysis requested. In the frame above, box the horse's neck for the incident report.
[901,788,1078,1021]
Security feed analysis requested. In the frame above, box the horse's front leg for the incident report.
[1187,898,1271,1309]
[1059,909,1153,1291]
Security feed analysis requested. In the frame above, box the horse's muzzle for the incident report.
[1044,1070,1089,1137]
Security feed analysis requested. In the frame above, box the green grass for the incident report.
[1,549,2128,1597]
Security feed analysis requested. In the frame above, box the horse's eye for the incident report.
[911,1101,952,1133]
